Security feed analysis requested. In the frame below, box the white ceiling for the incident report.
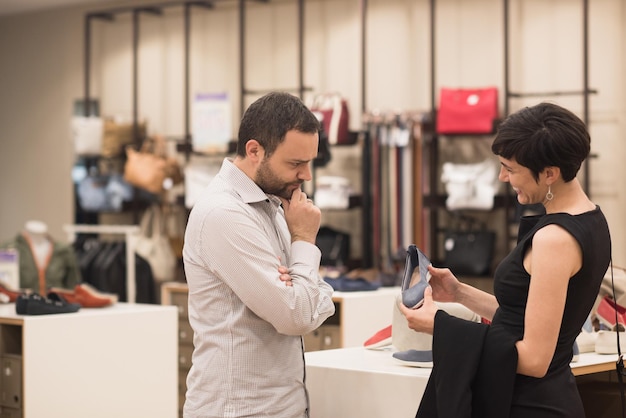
[0,0,121,17]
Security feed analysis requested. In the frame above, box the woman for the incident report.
[400,102,611,418]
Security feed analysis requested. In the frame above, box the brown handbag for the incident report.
[102,118,147,158]
[123,136,182,195]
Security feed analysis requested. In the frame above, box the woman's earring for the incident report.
[545,185,554,201]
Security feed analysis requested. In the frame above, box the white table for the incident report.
[305,346,618,418]
[0,302,178,418]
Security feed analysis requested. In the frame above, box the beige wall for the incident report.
[0,0,624,265]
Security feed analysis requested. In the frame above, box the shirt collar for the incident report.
[221,158,282,209]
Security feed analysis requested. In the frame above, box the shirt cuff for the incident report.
[291,240,321,268]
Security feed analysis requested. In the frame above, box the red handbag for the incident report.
[309,93,353,145]
[436,87,499,134]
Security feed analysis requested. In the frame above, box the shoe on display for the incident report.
[392,349,433,368]
[594,330,626,355]
[48,283,117,308]
[364,325,392,350]
[575,330,598,354]
[16,293,80,315]
[401,245,431,309]
[596,295,626,331]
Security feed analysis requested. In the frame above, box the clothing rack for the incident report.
[63,224,140,303]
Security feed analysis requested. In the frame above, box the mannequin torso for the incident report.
[23,220,52,268]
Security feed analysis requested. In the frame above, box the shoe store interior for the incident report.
[1,0,626,417]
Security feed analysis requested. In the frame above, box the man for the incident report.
[183,92,336,417]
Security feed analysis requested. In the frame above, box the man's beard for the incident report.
[255,159,302,200]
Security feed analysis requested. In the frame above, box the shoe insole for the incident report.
[401,244,431,309]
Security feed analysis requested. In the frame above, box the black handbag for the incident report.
[443,216,495,277]
[316,226,351,268]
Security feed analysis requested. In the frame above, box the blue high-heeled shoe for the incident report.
[401,244,431,309]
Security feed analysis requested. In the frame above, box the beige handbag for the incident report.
[123,136,182,195]
[135,204,177,283]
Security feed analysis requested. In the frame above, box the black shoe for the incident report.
[15,293,80,315]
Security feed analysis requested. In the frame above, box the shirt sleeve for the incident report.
[199,205,335,336]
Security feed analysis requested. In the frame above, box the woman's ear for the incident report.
[543,166,561,185]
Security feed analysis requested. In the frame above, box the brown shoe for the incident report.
[48,284,117,308]
[75,283,118,306]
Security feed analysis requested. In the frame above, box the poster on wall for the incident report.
[192,92,232,154]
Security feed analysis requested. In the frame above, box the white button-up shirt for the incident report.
[183,158,335,418]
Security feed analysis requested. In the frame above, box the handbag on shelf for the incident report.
[71,116,103,156]
[443,216,495,277]
[102,118,147,158]
[309,93,353,145]
[123,135,182,195]
[135,204,177,283]
[316,226,351,268]
[441,158,500,211]
[436,87,499,134]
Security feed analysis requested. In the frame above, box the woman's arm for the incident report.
[515,224,582,377]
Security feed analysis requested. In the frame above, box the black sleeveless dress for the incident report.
[491,206,611,417]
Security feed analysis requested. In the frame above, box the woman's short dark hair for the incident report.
[491,102,590,182]
[236,92,320,158]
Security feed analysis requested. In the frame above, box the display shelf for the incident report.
[0,302,177,418]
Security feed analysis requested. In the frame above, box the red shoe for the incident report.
[48,284,117,308]
[364,325,392,349]
[596,295,626,331]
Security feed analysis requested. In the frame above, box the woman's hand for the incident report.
[427,265,461,303]
[399,286,439,335]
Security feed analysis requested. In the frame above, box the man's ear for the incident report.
[245,139,264,161]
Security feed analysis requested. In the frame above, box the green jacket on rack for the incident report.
[1,233,81,293]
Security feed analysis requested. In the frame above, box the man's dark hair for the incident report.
[491,102,590,182]
[236,92,320,158]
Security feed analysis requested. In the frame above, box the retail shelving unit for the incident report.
[418,0,512,268]
[83,0,215,158]
[503,0,595,194]
[237,0,310,113]
[237,0,374,268]
[418,0,595,266]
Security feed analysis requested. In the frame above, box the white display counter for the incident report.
[0,302,178,418]
[305,346,617,418]
[330,287,400,348]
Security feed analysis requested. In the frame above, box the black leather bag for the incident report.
[316,226,350,268]
[443,217,495,277]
